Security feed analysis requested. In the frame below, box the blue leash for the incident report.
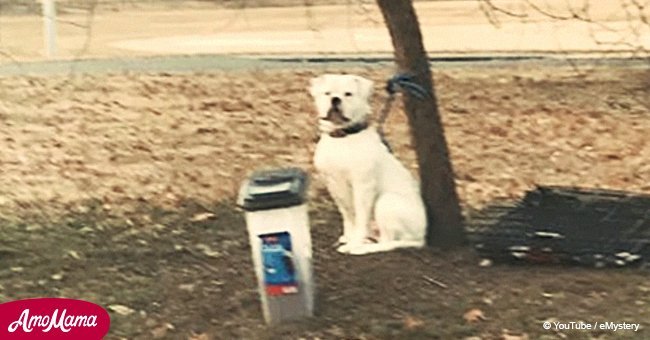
[378,74,430,152]
[385,74,430,99]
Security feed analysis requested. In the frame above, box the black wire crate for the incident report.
[468,186,650,268]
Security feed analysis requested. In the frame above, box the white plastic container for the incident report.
[238,168,314,324]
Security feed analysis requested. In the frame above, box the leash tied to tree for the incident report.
[377,74,430,153]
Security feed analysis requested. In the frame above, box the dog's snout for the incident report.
[331,97,342,107]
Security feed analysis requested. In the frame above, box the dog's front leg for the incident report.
[323,176,355,248]
[348,176,377,248]
[331,193,354,247]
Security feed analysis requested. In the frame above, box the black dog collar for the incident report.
[329,121,369,138]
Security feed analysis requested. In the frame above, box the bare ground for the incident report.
[0,63,649,339]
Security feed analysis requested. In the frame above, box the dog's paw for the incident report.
[336,243,352,254]
[333,235,348,248]
[348,245,371,256]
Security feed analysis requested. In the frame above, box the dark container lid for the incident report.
[238,167,309,211]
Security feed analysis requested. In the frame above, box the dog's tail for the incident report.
[348,240,425,255]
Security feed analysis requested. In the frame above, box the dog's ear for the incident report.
[309,75,326,98]
[355,76,374,100]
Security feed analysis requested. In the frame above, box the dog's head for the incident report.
[309,74,374,133]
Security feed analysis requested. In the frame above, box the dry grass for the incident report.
[0,64,649,339]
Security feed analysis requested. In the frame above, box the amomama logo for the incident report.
[0,298,110,339]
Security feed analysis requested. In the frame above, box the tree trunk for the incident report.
[376,0,465,248]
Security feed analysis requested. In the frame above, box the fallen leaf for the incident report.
[501,329,529,340]
[196,244,220,258]
[79,226,94,234]
[403,315,425,330]
[190,212,215,222]
[152,323,175,338]
[479,259,493,267]
[151,325,168,339]
[326,325,346,337]
[108,304,135,316]
[188,332,210,340]
[67,250,81,260]
[502,334,529,340]
[152,224,167,231]
[463,308,486,323]
[51,273,64,281]
[26,224,42,232]
[178,283,195,292]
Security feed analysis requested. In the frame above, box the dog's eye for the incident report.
[325,91,331,96]
[344,92,353,97]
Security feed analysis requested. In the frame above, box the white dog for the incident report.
[310,74,427,255]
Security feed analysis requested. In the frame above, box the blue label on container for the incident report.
[260,232,298,296]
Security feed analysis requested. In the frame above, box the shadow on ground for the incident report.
[0,197,648,339]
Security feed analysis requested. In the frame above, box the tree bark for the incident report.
[376,0,465,248]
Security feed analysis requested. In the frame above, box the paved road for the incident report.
[0,54,385,76]
[1,0,648,76]
[0,53,647,77]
